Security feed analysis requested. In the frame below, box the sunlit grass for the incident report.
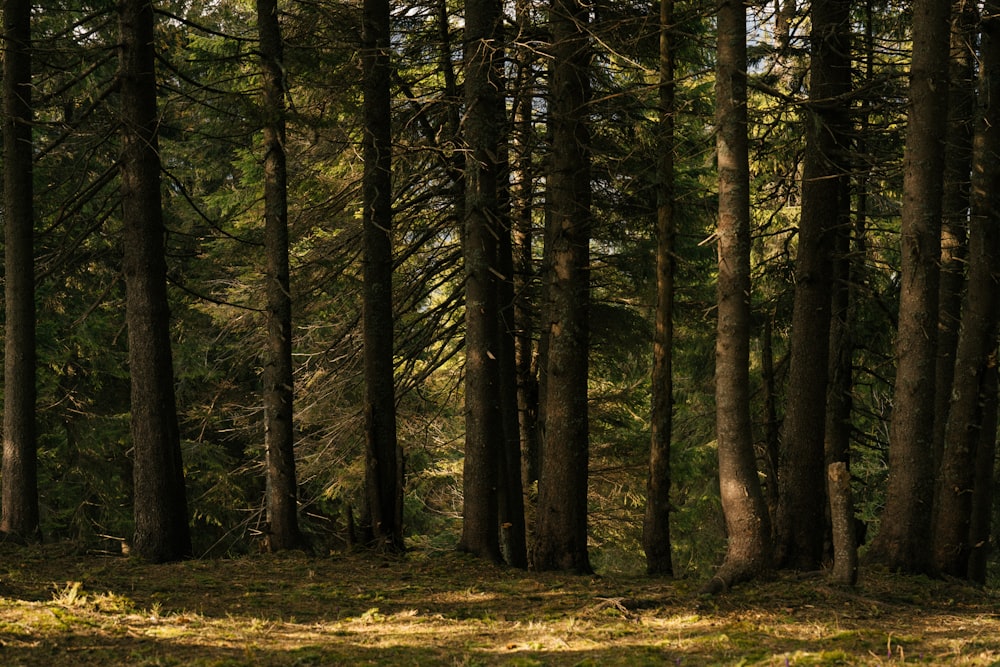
[0,544,997,665]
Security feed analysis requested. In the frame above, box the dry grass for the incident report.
[0,542,998,665]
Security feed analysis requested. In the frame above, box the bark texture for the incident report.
[361,0,404,551]
[643,0,675,578]
[531,0,592,573]
[868,0,950,573]
[704,0,772,594]
[827,462,858,585]
[776,0,852,571]
[932,0,1000,577]
[2,0,41,541]
[257,0,304,552]
[119,0,192,562]
[460,0,505,563]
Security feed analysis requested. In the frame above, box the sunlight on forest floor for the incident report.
[0,543,998,665]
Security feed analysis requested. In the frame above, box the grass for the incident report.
[0,543,998,665]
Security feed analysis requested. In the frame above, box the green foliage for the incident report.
[12,0,995,584]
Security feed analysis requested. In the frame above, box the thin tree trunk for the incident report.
[498,188,529,568]
[1,0,40,542]
[531,0,592,574]
[967,356,998,583]
[932,0,977,474]
[643,0,675,578]
[775,0,852,571]
[362,0,404,552]
[257,0,303,552]
[760,312,780,522]
[512,0,541,529]
[704,0,772,594]
[868,0,950,574]
[119,0,192,562]
[932,0,1000,576]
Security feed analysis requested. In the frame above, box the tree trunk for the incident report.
[257,0,303,553]
[531,0,592,574]
[512,0,541,533]
[868,0,950,574]
[704,0,772,594]
[119,0,192,562]
[362,0,404,552]
[1,0,40,542]
[932,0,1000,576]
[498,184,529,569]
[459,0,505,563]
[643,0,675,578]
[967,356,998,583]
[775,0,852,571]
[932,0,977,474]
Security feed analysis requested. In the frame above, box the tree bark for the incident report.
[362,0,404,552]
[511,0,541,534]
[643,0,675,578]
[257,0,303,552]
[827,462,858,585]
[932,0,977,474]
[967,356,998,583]
[704,0,772,594]
[867,0,950,574]
[775,0,852,571]
[2,0,40,542]
[932,0,1000,577]
[459,0,505,563]
[531,0,592,574]
[119,0,192,562]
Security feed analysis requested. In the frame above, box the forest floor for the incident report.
[0,542,998,666]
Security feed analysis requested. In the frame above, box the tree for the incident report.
[643,0,675,578]
[361,0,404,551]
[704,0,772,594]
[775,0,852,571]
[531,0,592,574]
[931,0,977,473]
[459,0,505,563]
[257,0,304,551]
[2,0,41,541]
[511,0,542,514]
[932,0,1000,577]
[867,0,951,574]
[119,0,192,562]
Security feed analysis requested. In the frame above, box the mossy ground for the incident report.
[0,543,998,665]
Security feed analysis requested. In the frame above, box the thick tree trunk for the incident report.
[643,0,675,578]
[932,0,1000,576]
[362,0,404,552]
[531,0,592,574]
[460,0,505,563]
[704,0,772,594]
[257,0,303,553]
[119,0,192,562]
[2,0,40,542]
[868,0,950,574]
[775,0,852,571]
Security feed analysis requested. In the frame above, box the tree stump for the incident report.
[827,461,858,585]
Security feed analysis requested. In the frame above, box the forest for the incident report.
[1,0,1000,610]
